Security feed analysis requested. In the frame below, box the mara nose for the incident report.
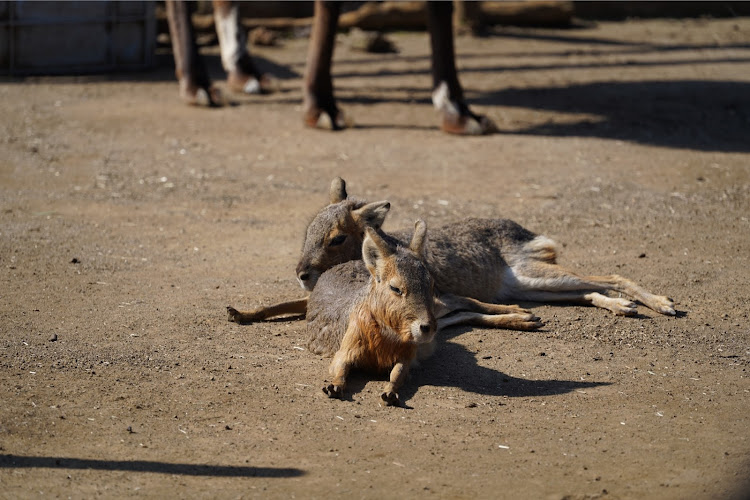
[419,323,433,335]
[295,261,310,282]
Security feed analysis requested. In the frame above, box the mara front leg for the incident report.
[427,2,496,135]
[323,345,358,399]
[226,298,308,323]
[381,361,409,406]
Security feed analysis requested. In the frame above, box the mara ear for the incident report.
[330,177,347,204]
[362,227,392,279]
[352,201,391,230]
[409,219,427,257]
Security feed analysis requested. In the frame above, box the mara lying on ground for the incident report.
[228,178,675,324]
[232,221,542,405]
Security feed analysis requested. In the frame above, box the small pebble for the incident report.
[49,334,58,342]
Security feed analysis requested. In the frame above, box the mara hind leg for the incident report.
[436,293,533,316]
[582,274,674,315]
[434,293,542,331]
[227,298,308,323]
[508,262,675,316]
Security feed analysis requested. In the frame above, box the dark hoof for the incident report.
[180,81,224,107]
[304,107,352,131]
[227,72,280,95]
[441,113,497,136]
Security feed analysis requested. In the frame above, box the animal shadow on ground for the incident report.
[153,52,301,83]
[398,325,609,406]
[334,324,609,407]
[329,29,750,152]
[0,454,305,478]
[475,79,750,153]
[15,52,302,89]
[332,76,749,153]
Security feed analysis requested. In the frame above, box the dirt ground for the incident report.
[1,17,749,499]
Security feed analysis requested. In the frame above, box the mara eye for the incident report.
[389,285,403,296]
[329,235,347,247]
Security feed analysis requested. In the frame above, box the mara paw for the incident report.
[522,314,544,330]
[226,306,261,324]
[381,391,400,406]
[611,298,638,316]
[511,313,544,331]
[226,306,240,323]
[588,292,638,316]
[648,295,676,316]
[323,384,344,399]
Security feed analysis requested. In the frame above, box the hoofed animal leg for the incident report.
[166,1,220,106]
[303,1,350,130]
[427,2,496,135]
[213,1,277,95]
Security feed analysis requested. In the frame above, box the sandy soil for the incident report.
[1,17,749,499]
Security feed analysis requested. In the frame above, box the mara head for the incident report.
[296,177,390,291]
[361,220,437,345]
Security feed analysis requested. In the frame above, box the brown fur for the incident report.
[344,309,419,374]
[165,0,272,106]
[292,178,676,317]
[275,221,540,406]
[229,178,674,326]
[317,222,436,405]
[295,198,391,289]
[304,1,494,134]
[226,299,306,324]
